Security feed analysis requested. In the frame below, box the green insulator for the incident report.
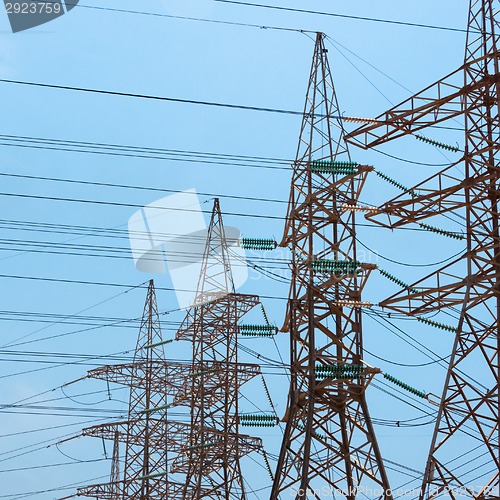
[239,324,277,337]
[140,403,172,414]
[188,440,220,451]
[417,222,465,240]
[311,259,360,274]
[415,134,460,153]
[143,338,174,350]
[379,268,410,289]
[239,414,277,427]
[375,170,419,197]
[190,368,217,378]
[261,376,274,410]
[241,237,276,251]
[310,160,358,175]
[138,471,168,481]
[379,269,422,295]
[261,304,271,326]
[315,364,364,379]
[383,373,427,399]
[296,422,325,439]
[261,449,275,480]
[416,316,459,333]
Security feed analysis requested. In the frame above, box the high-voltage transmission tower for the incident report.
[174,197,263,499]
[347,1,499,498]
[70,279,194,499]
[65,200,267,499]
[271,32,391,500]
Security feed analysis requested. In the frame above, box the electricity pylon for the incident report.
[175,198,262,499]
[347,1,500,498]
[65,200,267,499]
[72,280,193,499]
[270,32,391,500]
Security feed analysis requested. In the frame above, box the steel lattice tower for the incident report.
[66,201,265,499]
[175,198,262,499]
[270,32,391,500]
[70,280,194,499]
[347,1,500,498]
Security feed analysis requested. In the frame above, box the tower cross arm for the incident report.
[346,55,500,149]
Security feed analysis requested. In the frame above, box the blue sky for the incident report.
[0,1,476,498]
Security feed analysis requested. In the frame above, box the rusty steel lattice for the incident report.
[74,279,194,499]
[347,1,500,499]
[68,199,265,499]
[270,32,391,500]
[175,198,263,499]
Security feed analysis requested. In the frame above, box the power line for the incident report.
[0,404,123,415]
[327,36,395,107]
[0,189,466,236]
[364,345,450,368]
[76,0,470,34]
[2,280,147,349]
[366,310,489,395]
[0,458,107,475]
[0,273,288,300]
[0,418,105,440]
[0,170,289,202]
[0,274,287,351]
[0,350,136,362]
[0,351,286,374]
[0,341,285,425]
[0,190,285,221]
[0,310,142,329]
[0,430,84,463]
[0,119,463,166]
[356,236,465,267]
[0,135,292,171]
[212,0,470,33]
[0,473,110,499]
[0,78,307,116]
[326,36,413,94]
[74,1,315,34]
[0,221,286,248]
[0,237,291,271]
[0,76,462,136]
